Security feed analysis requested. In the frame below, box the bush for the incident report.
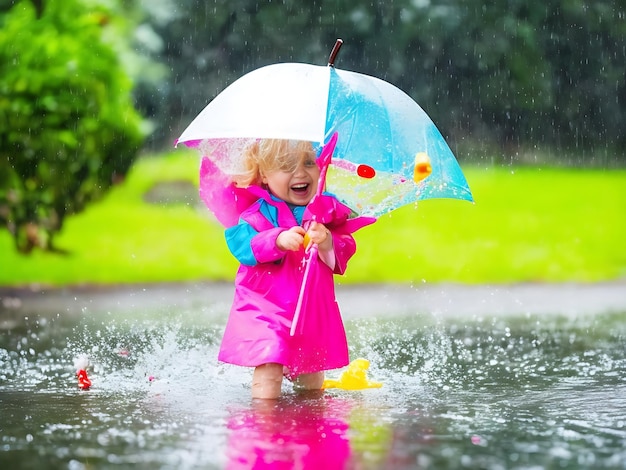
[0,0,144,252]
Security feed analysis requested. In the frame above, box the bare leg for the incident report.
[294,371,324,391]
[252,363,283,399]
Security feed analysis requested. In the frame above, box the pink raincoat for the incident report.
[218,186,373,376]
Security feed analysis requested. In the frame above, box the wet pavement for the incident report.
[2,281,626,469]
[1,281,625,324]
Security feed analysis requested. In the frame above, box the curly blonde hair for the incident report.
[233,139,317,188]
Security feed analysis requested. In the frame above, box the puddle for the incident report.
[1,283,625,469]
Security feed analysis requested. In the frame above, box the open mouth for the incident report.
[291,183,309,194]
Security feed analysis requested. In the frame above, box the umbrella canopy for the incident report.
[177,59,472,221]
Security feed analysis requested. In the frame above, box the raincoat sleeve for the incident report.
[250,227,287,264]
[317,247,336,270]
[303,194,363,275]
[225,221,286,266]
[329,232,357,275]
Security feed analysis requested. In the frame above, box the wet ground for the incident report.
[2,280,626,323]
[1,281,626,469]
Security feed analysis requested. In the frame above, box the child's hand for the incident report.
[276,226,306,251]
[306,221,333,252]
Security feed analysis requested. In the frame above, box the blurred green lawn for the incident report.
[1,151,625,287]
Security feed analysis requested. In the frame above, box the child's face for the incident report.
[262,153,320,206]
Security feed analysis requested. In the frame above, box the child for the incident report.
[218,139,366,399]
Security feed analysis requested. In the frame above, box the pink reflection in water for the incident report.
[226,394,351,470]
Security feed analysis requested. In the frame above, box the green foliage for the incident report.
[1,0,623,262]
[0,0,144,252]
[0,152,624,287]
[438,0,626,161]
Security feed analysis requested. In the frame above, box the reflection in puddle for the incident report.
[1,294,625,469]
[226,396,351,469]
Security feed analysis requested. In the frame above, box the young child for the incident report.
[218,139,366,399]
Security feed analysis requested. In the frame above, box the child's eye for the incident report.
[303,158,317,168]
[278,162,296,172]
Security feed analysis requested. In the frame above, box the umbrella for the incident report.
[176,39,472,339]
[177,40,473,221]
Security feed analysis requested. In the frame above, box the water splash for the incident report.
[2,303,626,469]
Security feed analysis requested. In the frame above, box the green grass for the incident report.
[349,166,626,283]
[1,152,625,287]
[1,150,238,286]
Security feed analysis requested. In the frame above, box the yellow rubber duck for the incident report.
[323,358,383,390]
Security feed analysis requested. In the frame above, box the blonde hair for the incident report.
[233,139,316,188]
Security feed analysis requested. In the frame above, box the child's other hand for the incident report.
[276,226,306,251]
[306,222,332,251]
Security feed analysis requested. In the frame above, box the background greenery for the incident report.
[138,0,626,163]
[0,0,143,252]
[1,0,625,285]
[1,151,624,287]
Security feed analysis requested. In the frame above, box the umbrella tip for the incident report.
[327,39,343,67]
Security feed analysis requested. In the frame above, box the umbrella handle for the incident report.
[290,243,318,336]
[316,132,338,196]
[327,39,343,67]
[290,133,338,337]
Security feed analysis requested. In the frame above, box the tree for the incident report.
[0,0,144,252]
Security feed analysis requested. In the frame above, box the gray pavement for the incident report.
[1,281,625,326]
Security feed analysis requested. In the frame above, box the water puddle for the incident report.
[1,284,625,469]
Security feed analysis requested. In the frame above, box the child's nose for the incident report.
[293,163,306,175]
